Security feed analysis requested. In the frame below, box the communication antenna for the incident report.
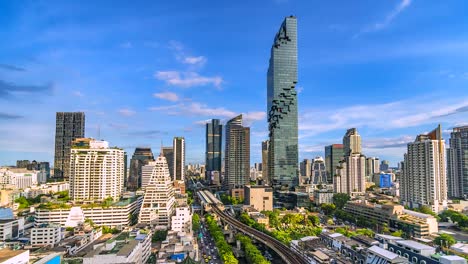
[97,124,101,140]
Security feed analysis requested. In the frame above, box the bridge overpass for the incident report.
[198,190,306,264]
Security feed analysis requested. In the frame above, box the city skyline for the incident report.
[2,1,468,166]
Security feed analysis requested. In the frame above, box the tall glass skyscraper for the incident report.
[54,112,85,179]
[267,16,299,189]
[206,119,222,175]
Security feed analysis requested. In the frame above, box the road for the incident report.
[199,221,222,264]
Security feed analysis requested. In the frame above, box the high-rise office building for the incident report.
[206,119,222,180]
[300,159,311,178]
[128,148,154,191]
[224,115,250,189]
[380,160,390,171]
[261,140,269,184]
[447,126,468,198]
[69,138,125,202]
[162,147,174,180]
[325,144,344,184]
[401,125,447,212]
[343,128,362,155]
[366,157,380,182]
[267,16,299,189]
[311,157,327,184]
[138,155,175,228]
[173,137,185,181]
[54,112,85,178]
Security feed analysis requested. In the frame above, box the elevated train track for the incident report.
[198,190,306,264]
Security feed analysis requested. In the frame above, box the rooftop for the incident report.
[396,240,434,251]
[0,248,28,262]
[368,245,400,260]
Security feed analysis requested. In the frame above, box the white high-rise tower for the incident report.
[139,155,175,228]
[401,125,447,213]
[69,138,124,202]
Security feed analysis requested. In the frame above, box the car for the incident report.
[213,256,217,260]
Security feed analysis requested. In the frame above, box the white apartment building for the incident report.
[0,167,38,189]
[171,207,192,233]
[34,196,142,228]
[31,224,62,247]
[401,125,447,213]
[69,138,125,202]
[334,153,366,196]
[139,155,175,229]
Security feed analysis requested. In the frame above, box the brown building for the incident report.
[244,185,273,212]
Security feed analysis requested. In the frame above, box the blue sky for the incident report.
[1,0,468,167]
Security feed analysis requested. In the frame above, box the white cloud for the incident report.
[118,108,136,117]
[356,0,412,37]
[151,101,265,125]
[243,111,266,126]
[153,91,179,102]
[299,96,468,138]
[155,71,223,88]
[183,56,207,66]
[72,91,84,97]
[120,42,133,49]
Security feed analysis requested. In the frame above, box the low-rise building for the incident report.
[157,231,198,262]
[313,187,334,205]
[344,200,438,238]
[230,188,244,200]
[290,236,330,264]
[83,230,151,264]
[366,245,408,263]
[30,223,63,247]
[34,196,142,228]
[0,216,25,241]
[171,207,192,233]
[390,209,438,238]
[244,185,273,212]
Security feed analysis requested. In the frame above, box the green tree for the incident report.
[152,230,168,242]
[332,193,351,209]
[237,234,270,264]
[15,196,30,209]
[308,215,320,226]
[192,213,201,232]
[321,203,336,215]
[434,233,456,248]
[391,230,403,237]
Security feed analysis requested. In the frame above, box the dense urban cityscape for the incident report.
[1,1,468,264]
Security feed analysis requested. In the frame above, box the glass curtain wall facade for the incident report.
[325,144,344,184]
[206,119,222,175]
[54,112,85,179]
[267,16,299,189]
